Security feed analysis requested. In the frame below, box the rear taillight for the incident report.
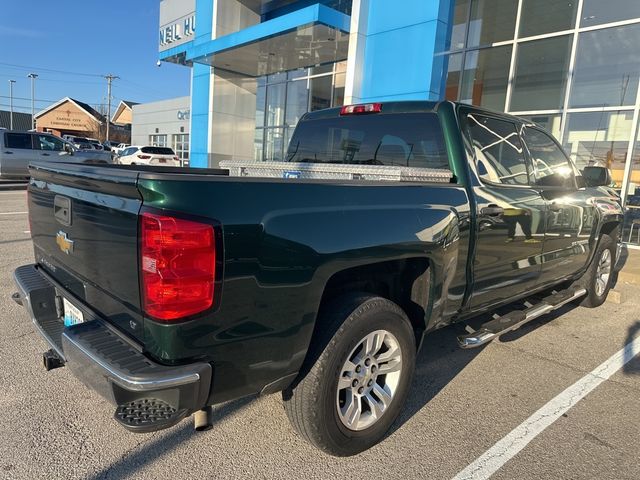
[140,212,216,321]
[173,156,179,161]
[137,154,151,160]
[340,103,383,115]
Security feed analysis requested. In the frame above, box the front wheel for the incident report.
[579,233,616,308]
[283,294,416,456]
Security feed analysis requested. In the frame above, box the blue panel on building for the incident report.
[359,0,453,102]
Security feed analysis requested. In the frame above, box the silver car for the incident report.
[0,130,113,179]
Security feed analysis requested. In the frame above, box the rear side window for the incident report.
[286,113,450,170]
[35,134,64,151]
[522,127,575,188]
[141,147,174,155]
[466,114,530,186]
[5,133,33,150]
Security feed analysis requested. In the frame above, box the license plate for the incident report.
[63,297,84,327]
[159,158,167,163]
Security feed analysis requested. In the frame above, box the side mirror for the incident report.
[581,166,612,187]
[63,143,74,155]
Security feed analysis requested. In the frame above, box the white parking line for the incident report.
[453,335,640,480]
[0,211,28,215]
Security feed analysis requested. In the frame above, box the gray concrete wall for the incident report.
[131,97,191,146]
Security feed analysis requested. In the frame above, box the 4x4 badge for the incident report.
[56,231,74,255]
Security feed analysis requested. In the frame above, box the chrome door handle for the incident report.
[41,153,51,156]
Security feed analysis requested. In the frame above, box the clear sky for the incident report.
[0,0,191,114]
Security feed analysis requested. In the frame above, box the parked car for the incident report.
[0,130,112,178]
[117,145,180,166]
[102,141,119,152]
[113,143,130,156]
[13,101,622,456]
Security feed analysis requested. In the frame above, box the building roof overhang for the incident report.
[186,3,350,77]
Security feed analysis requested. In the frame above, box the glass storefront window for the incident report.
[519,114,562,141]
[562,110,635,186]
[267,72,287,84]
[622,127,640,245]
[570,23,640,108]
[510,35,572,111]
[519,0,577,38]
[448,0,470,51]
[255,85,266,128]
[149,134,167,147]
[254,128,264,161]
[287,68,307,81]
[310,75,333,111]
[460,46,512,111]
[266,83,286,127]
[310,64,334,76]
[264,128,285,162]
[172,134,189,163]
[581,0,640,27]
[467,0,518,48]
[285,79,309,127]
[332,73,346,107]
[444,53,463,101]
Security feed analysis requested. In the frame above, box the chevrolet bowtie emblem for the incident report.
[56,231,74,255]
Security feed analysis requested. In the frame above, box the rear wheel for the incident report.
[579,233,615,308]
[283,294,416,456]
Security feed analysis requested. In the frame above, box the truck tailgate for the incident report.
[28,162,144,342]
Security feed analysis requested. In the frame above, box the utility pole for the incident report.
[27,73,38,130]
[8,80,15,130]
[104,74,119,142]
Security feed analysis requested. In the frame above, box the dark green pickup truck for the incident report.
[13,101,622,456]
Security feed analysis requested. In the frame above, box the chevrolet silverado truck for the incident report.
[12,101,622,456]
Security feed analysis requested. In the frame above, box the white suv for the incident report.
[117,146,180,166]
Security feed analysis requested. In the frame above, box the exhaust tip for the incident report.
[42,349,65,371]
[193,406,213,431]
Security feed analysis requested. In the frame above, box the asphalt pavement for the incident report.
[0,189,639,480]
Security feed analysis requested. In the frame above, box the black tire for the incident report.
[283,294,416,456]
[579,233,616,308]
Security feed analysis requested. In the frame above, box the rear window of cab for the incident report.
[286,113,450,171]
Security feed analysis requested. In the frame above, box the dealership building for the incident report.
[159,0,640,243]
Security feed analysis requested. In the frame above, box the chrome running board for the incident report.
[457,287,587,349]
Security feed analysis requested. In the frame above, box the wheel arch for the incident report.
[314,258,432,349]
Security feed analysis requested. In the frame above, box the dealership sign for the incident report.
[177,110,191,120]
[160,15,196,47]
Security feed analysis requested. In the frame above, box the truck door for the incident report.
[521,126,595,281]
[33,133,69,163]
[463,112,547,310]
[1,132,35,178]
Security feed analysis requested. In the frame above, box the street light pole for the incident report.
[27,73,38,130]
[8,80,16,130]
[104,74,119,142]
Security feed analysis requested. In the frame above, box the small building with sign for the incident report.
[35,97,132,143]
[130,96,191,162]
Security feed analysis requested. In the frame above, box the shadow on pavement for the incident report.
[389,324,484,436]
[87,396,255,480]
[623,321,640,375]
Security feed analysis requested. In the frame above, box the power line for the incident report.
[0,95,59,103]
[0,61,103,78]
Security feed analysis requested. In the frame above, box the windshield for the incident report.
[141,147,174,155]
[286,112,450,170]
